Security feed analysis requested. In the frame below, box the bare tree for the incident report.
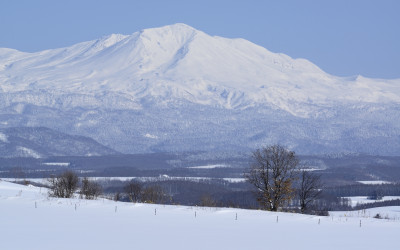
[142,185,167,204]
[245,145,299,211]
[48,170,79,198]
[297,170,322,213]
[80,177,102,200]
[200,194,217,207]
[11,167,26,183]
[124,181,142,202]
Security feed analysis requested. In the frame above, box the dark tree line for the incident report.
[324,183,400,197]
[354,199,400,210]
[93,154,324,211]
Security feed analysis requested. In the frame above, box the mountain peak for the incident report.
[137,23,200,45]
[142,23,198,33]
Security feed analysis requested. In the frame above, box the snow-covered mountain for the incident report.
[0,23,399,155]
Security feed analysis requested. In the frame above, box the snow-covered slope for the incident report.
[0,24,399,154]
[1,180,399,250]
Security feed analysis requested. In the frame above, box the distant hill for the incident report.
[0,127,119,158]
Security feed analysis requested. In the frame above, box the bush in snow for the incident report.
[80,177,102,200]
[48,170,79,198]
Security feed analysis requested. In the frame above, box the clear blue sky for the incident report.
[1,0,399,79]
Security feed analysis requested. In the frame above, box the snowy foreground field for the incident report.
[1,180,399,250]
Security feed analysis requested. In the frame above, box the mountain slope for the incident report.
[0,127,119,158]
[0,24,399,155]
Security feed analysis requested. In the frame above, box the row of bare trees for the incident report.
[47,171,170,204]
[245,144,322,213]
[47,145,320,211]
[48,171,102,200]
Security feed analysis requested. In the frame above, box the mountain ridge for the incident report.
[2,24,399,109]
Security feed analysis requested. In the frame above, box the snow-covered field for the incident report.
[344,196,400,207]
[187,164,228,169]
[41,162,71,167]
[357,180,393,185]
[1,180,399,250]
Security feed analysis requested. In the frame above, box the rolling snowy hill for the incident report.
[0,24,399,154]
[1,180,399,250]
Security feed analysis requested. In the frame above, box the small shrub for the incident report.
[304,209,330,216]
[114,192,121,201]
[373,213,382,219]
